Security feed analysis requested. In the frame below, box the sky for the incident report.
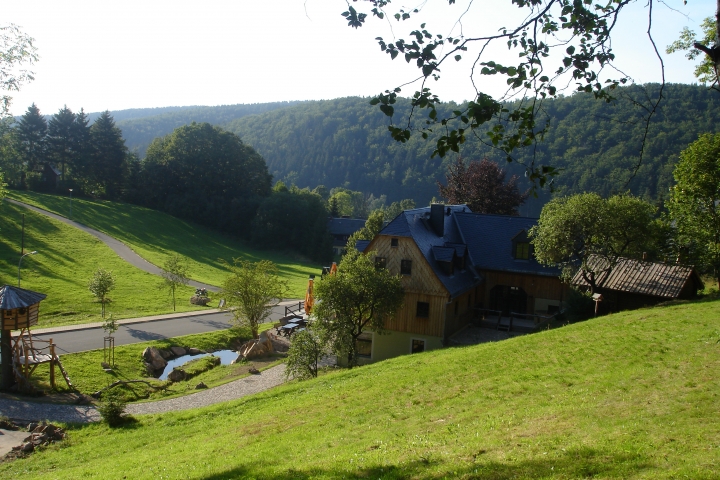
[3,0,716,117]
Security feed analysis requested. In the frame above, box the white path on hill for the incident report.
[6,198,219,292]
[0,364,287,424]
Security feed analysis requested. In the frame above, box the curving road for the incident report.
[6,198,218,292]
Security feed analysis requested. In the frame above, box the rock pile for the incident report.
[5,422,66,460]
[236,331,289,360]
[141,345,209,376]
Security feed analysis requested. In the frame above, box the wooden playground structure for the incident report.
[0,285,72,392]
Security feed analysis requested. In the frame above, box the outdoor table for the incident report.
[280,323,299,337]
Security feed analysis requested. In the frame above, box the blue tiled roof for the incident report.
[453,213,561,276]
[432,246,455,263]
[0,285,47,310]
[377,205,481,299]
[355,240,371,252]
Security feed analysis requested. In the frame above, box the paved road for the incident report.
[7,198,218,292]
[30,300,304,355]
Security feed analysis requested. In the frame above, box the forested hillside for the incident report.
[112,84,720,212]
[116,102,300,157]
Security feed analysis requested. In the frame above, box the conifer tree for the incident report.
[47,105,75,181]
[90,111,127,199]
[15,103,47,185]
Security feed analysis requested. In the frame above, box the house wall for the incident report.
[479,270,567,314]
[366,235,449,337]
[336,330,445,366]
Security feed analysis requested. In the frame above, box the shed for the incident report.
[572,255,704,312]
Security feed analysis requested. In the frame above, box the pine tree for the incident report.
[71,108,92,187]
[15,103,47,186]
[90,111,127,199]
[47,105,75,182]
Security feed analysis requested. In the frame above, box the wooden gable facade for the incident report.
[354,206,568,364]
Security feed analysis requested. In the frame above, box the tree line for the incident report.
[0,104,130,198]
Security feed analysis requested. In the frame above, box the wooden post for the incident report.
[49,337,55,389]
[0,328,14,391]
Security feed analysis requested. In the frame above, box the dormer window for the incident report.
[515,242,530,260]
[511,230,532,260]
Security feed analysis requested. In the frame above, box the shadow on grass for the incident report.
[199,447,654,479]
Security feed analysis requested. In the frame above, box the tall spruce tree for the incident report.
[71,108,92,187]
[15,103,47,186]
[90,111,127,199]
[47,105,75,182]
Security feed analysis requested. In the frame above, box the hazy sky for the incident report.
[3,0,716,117]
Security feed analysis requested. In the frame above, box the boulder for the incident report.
[158,348,174,360]
[187,347,205,355]
[267,331,291,353]
[167,369,186,383]
[248,366,260,374]
[170,346,186,357]
[142,347,167,371]
[195,382,208,389]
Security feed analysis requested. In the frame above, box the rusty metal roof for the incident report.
[572,256,702,299]
[0,285,47,310]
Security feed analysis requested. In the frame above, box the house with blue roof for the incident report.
[358,204,568,363]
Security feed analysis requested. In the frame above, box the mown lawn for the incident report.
[1,298,719,478]
[8,191,321,298]
[0,201,205,327]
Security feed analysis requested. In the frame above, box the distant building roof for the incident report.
[0,285,47,310]
[572,255,703,299]
[328,217,367,236]
[355,240,371,252]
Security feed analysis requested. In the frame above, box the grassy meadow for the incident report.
[0,200,204,327]
[8,191,321,298]
[1,298,719,478]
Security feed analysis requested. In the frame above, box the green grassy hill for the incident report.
[2,299,718,478]
[8,191,319,299]
[0,200,205,327]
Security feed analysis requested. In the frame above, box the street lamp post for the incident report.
[18,251,38,287]
[69,188,73,219]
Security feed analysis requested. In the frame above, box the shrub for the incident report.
[97,389,127,427]
[563,288,595,322]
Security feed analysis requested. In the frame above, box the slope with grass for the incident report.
[8,191,319,298]
[0,201,205,327]
[2,299,718,478]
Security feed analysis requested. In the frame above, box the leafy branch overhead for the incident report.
[343,0,717,188]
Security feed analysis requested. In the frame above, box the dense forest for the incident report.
[108,84,720,215]
[116,102,301,158]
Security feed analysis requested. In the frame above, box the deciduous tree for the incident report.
[312,250,404,368]
[220,259,288,339]
[0,24,38,117]
[438,158,528,215]
[88,268,116,318]
[160,254,190,311]
[667,132,720,288]
[530,193,659,293]
[285,327,324,380]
